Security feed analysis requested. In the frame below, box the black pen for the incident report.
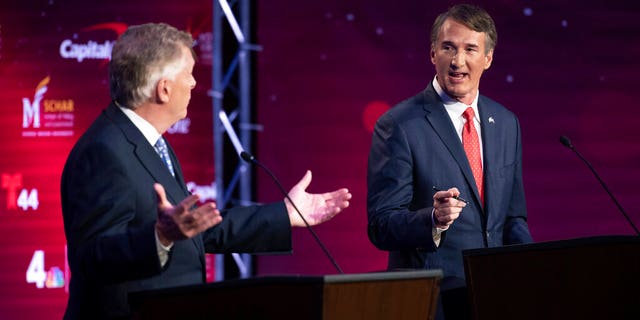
[432,186,469,204]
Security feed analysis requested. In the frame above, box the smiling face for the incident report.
[430,18,493,105]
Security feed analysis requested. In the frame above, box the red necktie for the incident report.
[462,107,483,203]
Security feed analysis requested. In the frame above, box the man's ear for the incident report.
[156,78,171,103]
[430,46,436,65]
[484,49,494,70]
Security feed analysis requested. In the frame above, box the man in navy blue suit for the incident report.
[367,4,533,319]
[61,23,351,319]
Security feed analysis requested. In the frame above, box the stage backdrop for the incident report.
[1,1,639,319]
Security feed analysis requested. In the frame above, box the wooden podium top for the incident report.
[323,269,442,283]
[130,270,443,320]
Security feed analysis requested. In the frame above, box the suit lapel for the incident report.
[164,140,190,196]
[422,86,484,211]
[162,133,205,269]
[104,104,188,204]
[478,98,497,214]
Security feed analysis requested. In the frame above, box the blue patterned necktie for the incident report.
[154,136,175,177]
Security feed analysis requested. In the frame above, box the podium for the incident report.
[463,235,640,320]
[130,270,442,320]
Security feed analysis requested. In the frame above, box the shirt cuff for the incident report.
[155,229,174,267]
[431,209,449,247]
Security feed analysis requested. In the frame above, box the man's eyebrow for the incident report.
[439,40,480,48]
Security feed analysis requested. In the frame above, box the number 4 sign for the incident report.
[26,250,65,289]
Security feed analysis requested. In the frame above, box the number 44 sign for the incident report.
[26,250,65,289]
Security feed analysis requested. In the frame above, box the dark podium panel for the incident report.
[130,270,442,320]
[463,236,640,320]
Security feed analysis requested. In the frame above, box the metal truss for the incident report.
[211,0,260,281]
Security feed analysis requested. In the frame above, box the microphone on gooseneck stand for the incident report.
[240,151,345,274]
[559,135,640,235]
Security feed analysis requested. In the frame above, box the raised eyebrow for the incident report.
[441,40,455,47]
[465,43,481,49]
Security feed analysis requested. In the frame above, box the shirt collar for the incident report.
[116,103,162,146]
[432,77,480,122]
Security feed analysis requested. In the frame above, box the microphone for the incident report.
[559,135,640,235]
[240,151,344,273]
[239,151,255,163]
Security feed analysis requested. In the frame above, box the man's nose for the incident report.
[451,51,464,67]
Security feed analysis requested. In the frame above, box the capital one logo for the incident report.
[186,181,216,203]
[59,22,128,63]
[22,76,49,129]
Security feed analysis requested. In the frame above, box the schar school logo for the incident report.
[59,22,127,63]
[22,76,75,138]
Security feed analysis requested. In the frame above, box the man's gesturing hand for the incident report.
[286,170,352,227]
[154,183,222,246]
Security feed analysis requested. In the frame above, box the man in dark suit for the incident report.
[367,4,532,319]
[61,23,352,319]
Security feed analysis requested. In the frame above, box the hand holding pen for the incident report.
[432,186,469,204]
[432,186,467,229]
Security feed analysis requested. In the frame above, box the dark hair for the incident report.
[430,4,497,54]
[109,23,194,109]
